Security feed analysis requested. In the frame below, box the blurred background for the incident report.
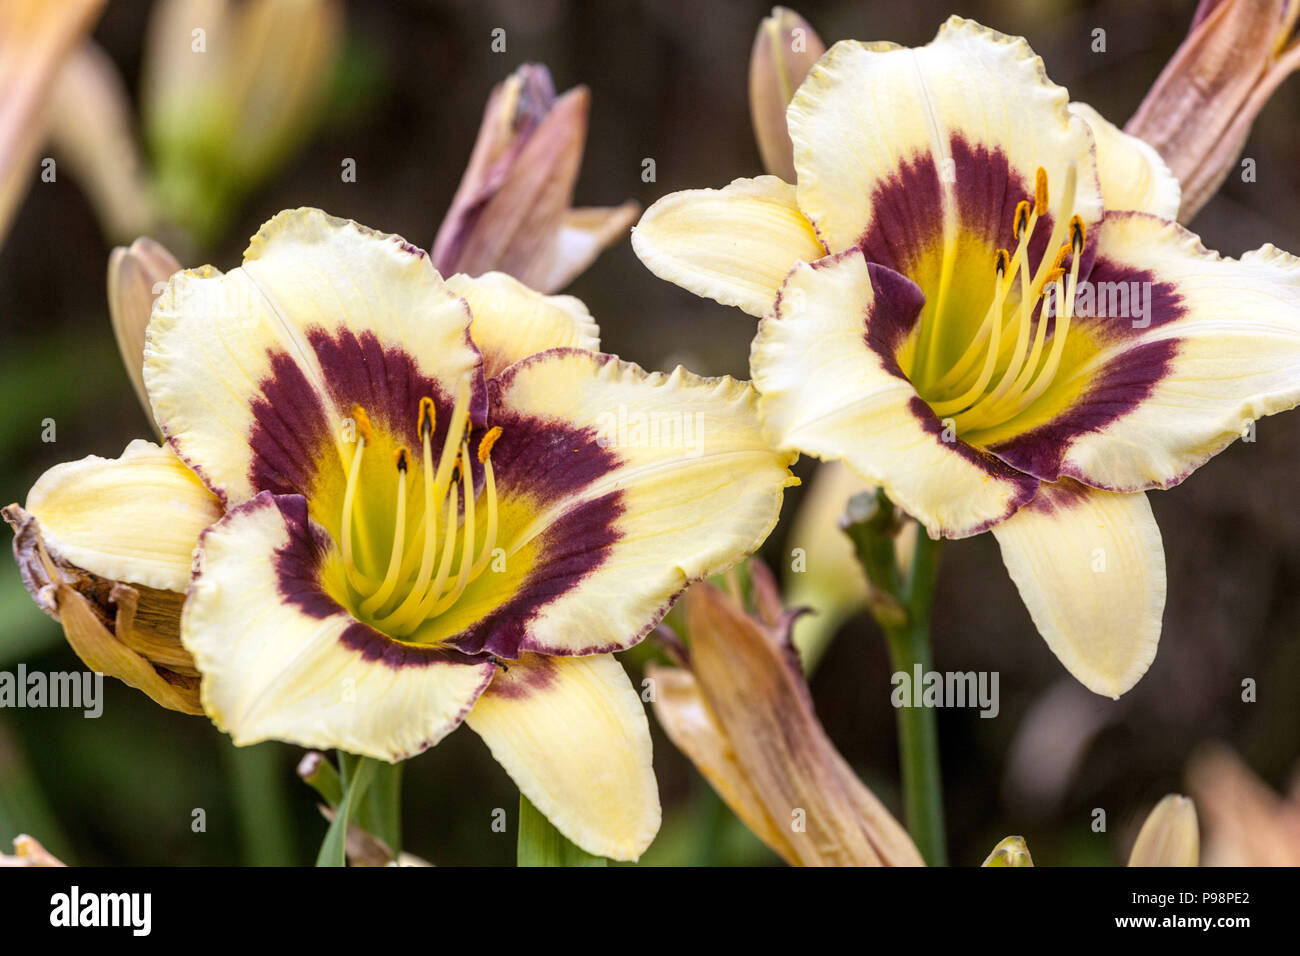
[1,0,1298,866]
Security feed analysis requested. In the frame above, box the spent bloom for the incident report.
[648,563,923,866]
[633,17,1300,699]
[5,208,794,860]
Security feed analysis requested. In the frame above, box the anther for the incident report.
[1069,215,1086,253]
[1013,200,1030,240]
[351,404,373,444]
[1034,167,1049,216]
[418,396,435,440]
[477,426,503,464]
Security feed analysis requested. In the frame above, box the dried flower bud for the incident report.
[650,566,924,866]
[1126,0,1300,220]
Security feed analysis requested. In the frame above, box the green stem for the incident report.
[845,496,947,866]
[224,742,295,866]
[882,530,946,866]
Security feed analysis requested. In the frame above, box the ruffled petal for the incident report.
[145,207,484,506]
[436,349,796,658]
[24,439,220,592]
[788,17,1103,259]
[446,270,600,379]
[183,492,495,760]
[632,176,824,317]
[991,480,1164,698]
[465,652,659,861]
[1069,101,1181,219]
[751,249,1038,539]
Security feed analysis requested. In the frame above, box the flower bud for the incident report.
[432,63,638,292]
[1128,794,1200,866]
[982,835,1034,866]
[1126,0,1300,220]
[142,0,343,245]
[748,7,825,181]
[107,237,181,429]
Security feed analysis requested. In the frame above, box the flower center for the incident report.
[337,380,502,638]
[913,165,1087,435]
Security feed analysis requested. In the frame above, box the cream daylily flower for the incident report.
[633,17,1300,699]
[6,208,795,861]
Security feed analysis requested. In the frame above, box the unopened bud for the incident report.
[748,7,826,181]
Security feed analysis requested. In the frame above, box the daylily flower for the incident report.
[1127,0,1300,221]
[649,562,923,866]
[431,63,639,294]
[5,208,794,860]
[0,0,105,245]
[1128,794,1200,866]
[633,17,1300,698]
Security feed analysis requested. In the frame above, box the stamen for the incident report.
[387,481,460,635]
[928,243,1021,396]
[928,257,1009,416]
[944,162,1086,433]
[418,395,435,440]
[1069,214,1086,253]
[477,425,503,464]
[430,441,476,616]
[340,405,370,590]
[470,428,503,577]
[1013,200,1030,240]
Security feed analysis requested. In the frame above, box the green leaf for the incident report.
[516,793,607,867]
[315,753,379,867]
